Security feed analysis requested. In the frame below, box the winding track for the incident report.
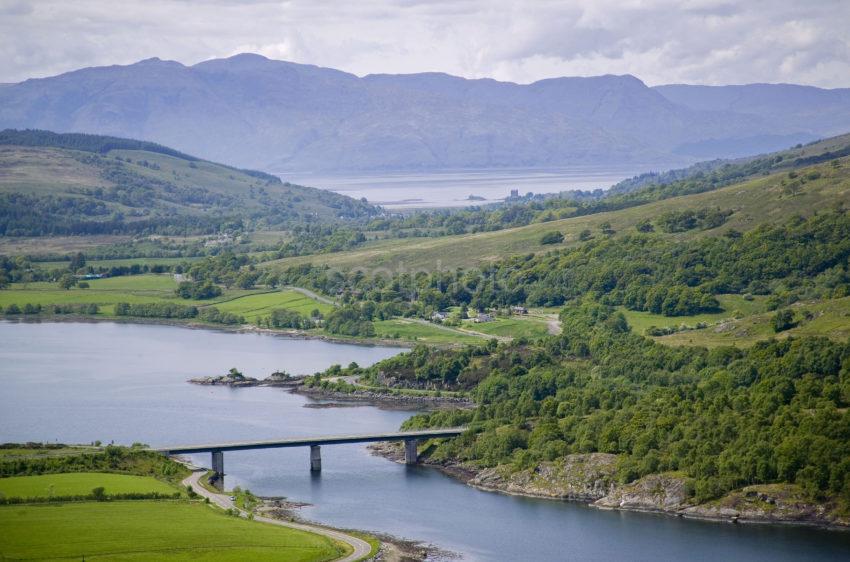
[182,470,372,562]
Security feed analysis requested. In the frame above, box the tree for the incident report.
[58,274,76,290]
[69,252,86,271]
[773,309,796,332]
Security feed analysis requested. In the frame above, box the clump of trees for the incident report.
[176,280,222,300]
[323,304,376,337]
[114,302,243,325]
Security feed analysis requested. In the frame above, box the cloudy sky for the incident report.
[2,0,848,87]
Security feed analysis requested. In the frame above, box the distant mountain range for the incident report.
[1,54,848,174]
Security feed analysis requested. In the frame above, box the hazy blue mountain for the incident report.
[0,54,842,173]
[655,83,850,133]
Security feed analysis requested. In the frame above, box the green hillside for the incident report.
[0,129,376,236]
[266,142,850,273]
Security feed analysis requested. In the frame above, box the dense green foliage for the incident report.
[402,303,850,503]
[114,302,244,324]
[323,304,376,337]
[278,211,850,319]
[176,280,222,299]
[263,308,314,330]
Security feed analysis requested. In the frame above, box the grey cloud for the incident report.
[1,0,848,87]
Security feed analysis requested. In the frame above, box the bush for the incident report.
[772,309,796,332]
[540,231,564,245]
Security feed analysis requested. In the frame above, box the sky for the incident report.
[1,0,849,87]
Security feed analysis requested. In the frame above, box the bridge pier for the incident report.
[310,445,321,472]
[211,450,224,490]
[404,439,418,465]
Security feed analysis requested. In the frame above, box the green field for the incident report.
[374,318,485,345]
[658,296,850,347]
[620,294,768,335]
[213,290,333,321]
[0,472,178,499]
[0,275,330,322]
[462,317,551,339]
[0,501,345,561]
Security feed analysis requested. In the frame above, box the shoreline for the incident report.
[369,444,850,532]
[175,459,443,561]
[0,315,414,349]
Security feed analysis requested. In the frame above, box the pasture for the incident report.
[0,501,346,561]
[0,472,178,499]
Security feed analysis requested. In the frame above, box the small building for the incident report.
[474,313,494,323]
[511,306,528,315]
[431,311,449,322]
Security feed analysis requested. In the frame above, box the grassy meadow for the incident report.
[0,500,347,561]
[462,316,551,339]
[374,318,485,345]
[658,296,850,348]
[0,472,178,499]
[620,294,768,335]
[213,290,333,322]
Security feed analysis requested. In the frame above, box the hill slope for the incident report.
[1,54,843,172]
[266,135,850,273]
[0,129,375,236]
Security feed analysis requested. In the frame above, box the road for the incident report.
[182,470,372,562]
[284,285,337,306]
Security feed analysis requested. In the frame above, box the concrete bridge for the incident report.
[155,428,466,488]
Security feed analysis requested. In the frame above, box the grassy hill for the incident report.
[265,143,850,273]
[0,129,375,236]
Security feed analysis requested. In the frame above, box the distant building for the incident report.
[431,311,449,322]
[511,306,528,315]
[509,189,520,199]
[474,313,494,323]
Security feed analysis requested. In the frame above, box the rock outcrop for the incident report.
[469,454,619,501]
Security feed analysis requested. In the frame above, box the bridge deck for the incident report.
[155,428,466,454]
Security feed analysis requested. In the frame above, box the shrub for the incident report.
[540,231,564,245]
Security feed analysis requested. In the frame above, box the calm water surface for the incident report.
[284,167,644,209]
[1,321,848,561]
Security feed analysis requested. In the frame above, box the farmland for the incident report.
[0,500,346,561]
[0,472,179,499]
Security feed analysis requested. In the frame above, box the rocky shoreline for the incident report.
[294,386,474,408]
[370,444,850,530]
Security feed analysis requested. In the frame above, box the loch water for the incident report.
[1,321,848,561]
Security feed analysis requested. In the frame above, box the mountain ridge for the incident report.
[0,54,845,173]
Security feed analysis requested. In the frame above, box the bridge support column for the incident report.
[404,439,418,465]
[211,450,224,490]
[310,445,321,472]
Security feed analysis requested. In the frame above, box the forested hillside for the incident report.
[297,145,850,519]
[0,130,376,236]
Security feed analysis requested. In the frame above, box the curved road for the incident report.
[182,471,372,562]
